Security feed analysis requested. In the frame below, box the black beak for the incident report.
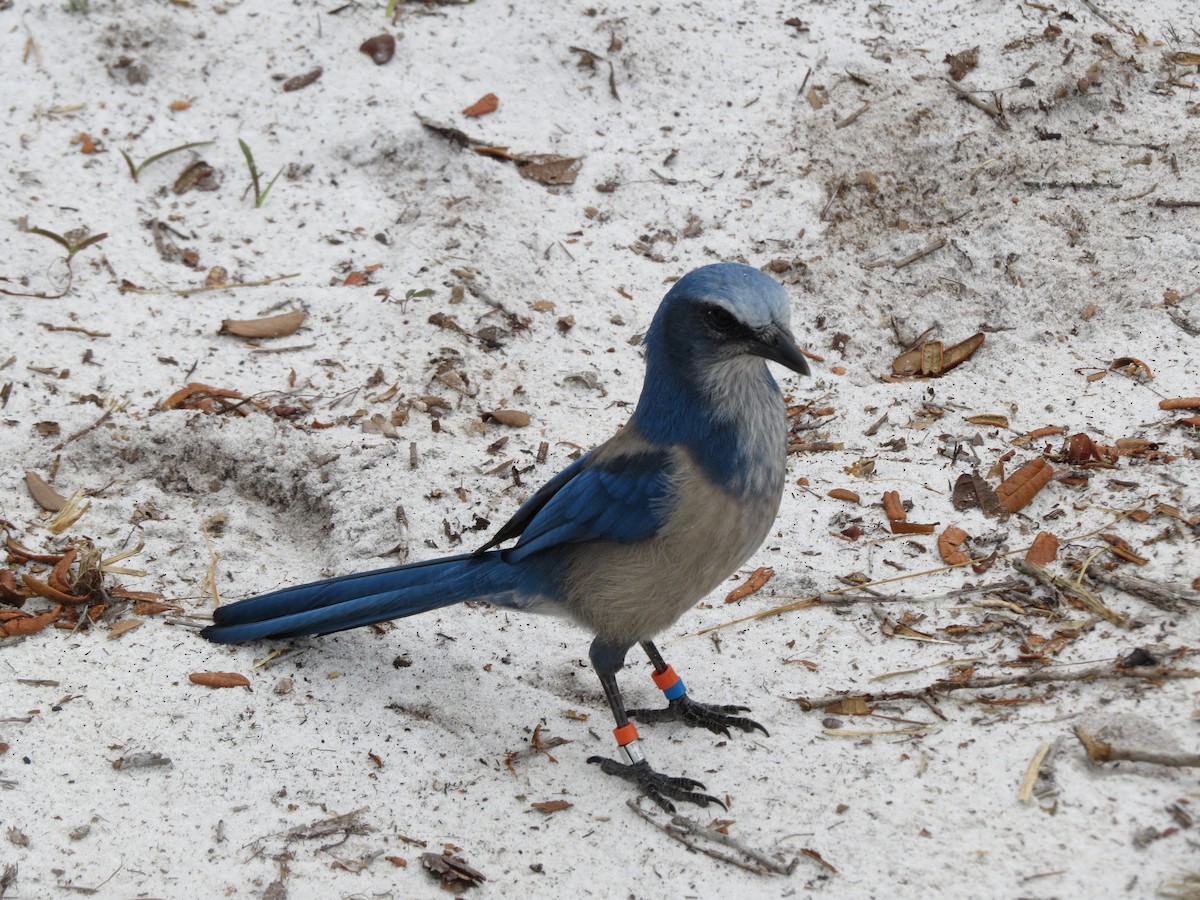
[752,324,811,377]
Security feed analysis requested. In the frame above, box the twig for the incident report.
[1079,0,1127,32]
[51,410,111,452]
[1012,558,1127,628]
[863,236,948,270]
[625,798,804,876]
[835,101,870,129]
[1154,199,1200,209]
[246,807,371,852]
[1086,564,1198,614]
[1073,725,1200,768]
[792,665,1200,711]
[120,272,299,297]
[944,78,1008,129]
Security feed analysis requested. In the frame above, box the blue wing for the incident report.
[479,439,676,562]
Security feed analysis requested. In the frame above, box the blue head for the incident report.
[642,263,809,381]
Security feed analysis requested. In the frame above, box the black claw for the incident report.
[588,756,724,812]
[627,696,770,738]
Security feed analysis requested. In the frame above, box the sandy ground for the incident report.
[2,0,1199,897]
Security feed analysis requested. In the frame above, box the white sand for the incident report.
[2,1,1197,896]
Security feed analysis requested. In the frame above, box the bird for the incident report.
[202,262,810,811]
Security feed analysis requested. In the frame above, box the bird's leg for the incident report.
[584,639,722,813]
[626,640,769,738]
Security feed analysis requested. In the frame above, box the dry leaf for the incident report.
[827,488,861,503]
[25,471,67,512]
[937,525,970,566]
[0,604,62,637]
[530,800,572,814]
[220,310,306,339]
[964,414,1009,429]
[189,671,251,689]
[996,458,1053,512]
[724,566,774,603]
[1025,531,1060,566]
[107,619,143,640]
[824,696,870,715]
[420,852,486,888]
[462,93,499,117]
[483,409,530,427]
[516,154,583,186]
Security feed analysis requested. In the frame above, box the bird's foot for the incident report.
[628,695,769,739]
[587,756,723,813]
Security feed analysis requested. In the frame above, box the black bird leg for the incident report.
[626,640,769,738]
[585,639,722,813]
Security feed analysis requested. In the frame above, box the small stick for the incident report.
[626,798,802,876]
[51,409,111,452]
[1073,725,1200,768]
[835,101,870,129]
[1153,199,1200,209]
[1012,558,1127,627]
[892,236,949,270]
[1086,564,1198,614]
[793,665,1199,711]
[945,79,1008,129]
[1079,0,1126,31]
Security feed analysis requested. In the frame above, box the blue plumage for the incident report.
[202,262,809,812]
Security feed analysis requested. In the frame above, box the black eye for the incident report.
[706,306,736,331]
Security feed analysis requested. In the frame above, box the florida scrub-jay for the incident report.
[203,262,810,811]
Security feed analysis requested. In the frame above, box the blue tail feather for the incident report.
[201,551,514,643]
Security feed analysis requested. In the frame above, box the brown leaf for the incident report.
[530,800,572,814]
[516,154,582,186]
[1025,531,1060,566]
[420,852,486,887]
[964,414,1009,429]
[483,409,530,427]
[996,458,1053,513]
[824,697,870,715]
[21,574,88,605]
[724,566,774,603]
[106,619,143,640]
[25,471,67,512]
[220,310,306,339]
[0,604,62,637]
[937,525,970,566]
[189,671,251,689]
[827,488,861,503]
[1109,356,1152,381]
[462,93,499,117]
